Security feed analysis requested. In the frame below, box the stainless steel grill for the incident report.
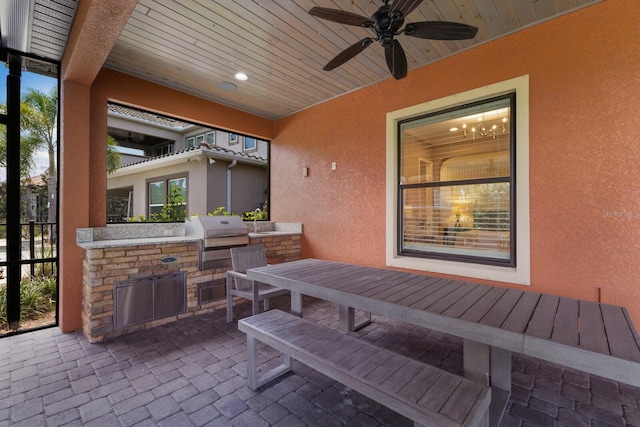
[185,215,249,270]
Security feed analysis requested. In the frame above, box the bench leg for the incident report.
[246,334,292,391]
[339,305,372,331]
[247,334,259,389]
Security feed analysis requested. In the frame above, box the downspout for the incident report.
[226,160,237,212]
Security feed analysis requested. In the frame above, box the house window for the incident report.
[399,94,514,266]
[149,181,165,216]
[386,75,530,284]
[205,131,215,145]
[186,137,195,149]
[229,133,238,144]
[195,134,205,146]
[244,137,257,152]
[148,177,187,219]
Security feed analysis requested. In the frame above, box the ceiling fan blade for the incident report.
[385,40,408,80]
[389,0,423,18]
[324,39,373,71]
[405,21,478,40]
[309,7,370,27]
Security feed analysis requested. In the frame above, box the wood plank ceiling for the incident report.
[105,0,600,120]
[3,0,601,120]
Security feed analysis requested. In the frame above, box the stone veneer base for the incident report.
[81,234,301,343]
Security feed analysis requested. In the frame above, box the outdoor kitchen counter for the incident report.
[249,231,300,237]
[76,235,200,250]
[75,222,302,342]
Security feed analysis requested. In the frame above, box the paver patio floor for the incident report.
[1,296,639,426]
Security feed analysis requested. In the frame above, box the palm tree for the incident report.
[0,103,40,180]
[107,135,121,173]
[21,88,57,175]
[20,88,58,225]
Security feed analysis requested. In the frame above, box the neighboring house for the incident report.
[22,175,49,223]
[106,104,268,221]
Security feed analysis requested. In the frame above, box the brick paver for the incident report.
[1,296,639,426]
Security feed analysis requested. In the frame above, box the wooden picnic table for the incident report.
[247,258,640,427]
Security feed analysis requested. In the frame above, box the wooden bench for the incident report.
[238,309,491,427]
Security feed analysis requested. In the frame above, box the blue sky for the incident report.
[0,67,57,103]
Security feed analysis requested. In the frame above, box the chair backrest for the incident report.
[230,245,267,290]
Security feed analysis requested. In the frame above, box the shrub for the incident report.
[127,186,187,222]
[208,206,233,216]
[242,207,268,221]
[0,275,57,329]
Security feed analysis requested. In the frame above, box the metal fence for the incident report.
[0,221,57,279]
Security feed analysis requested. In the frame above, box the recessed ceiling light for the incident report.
[449,127,458,132]
[234,72,248,81]
[219,82,237,91]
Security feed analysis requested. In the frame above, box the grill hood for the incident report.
[186,215,248,238]
[185,215,249,271]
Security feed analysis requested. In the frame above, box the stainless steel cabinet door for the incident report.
[115,280,153,328]
[154,272,186,318]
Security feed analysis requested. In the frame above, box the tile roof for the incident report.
[116,144,266,170]
[108,103,193,129]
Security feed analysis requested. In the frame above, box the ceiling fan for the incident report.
[309,0,478,80]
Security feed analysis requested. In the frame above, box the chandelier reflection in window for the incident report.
[449,110,509,141]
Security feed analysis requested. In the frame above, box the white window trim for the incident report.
[386,75,531,285]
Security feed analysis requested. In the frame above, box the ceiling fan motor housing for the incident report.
[370,6,405,47]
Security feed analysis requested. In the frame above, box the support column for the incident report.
[5,54,22,329]
[58,0,139,332]
[58,80,91,332]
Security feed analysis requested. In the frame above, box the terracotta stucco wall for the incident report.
[60,0,639,332]
[271,1,640,323]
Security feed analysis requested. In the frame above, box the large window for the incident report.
[399,94,514,266]
[386,76,530,285]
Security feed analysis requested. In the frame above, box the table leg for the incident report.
[463,339,490,386]
[338,305,372,331]
[491,347,512,392]
[290,291,303,317]
[463,340,511,427]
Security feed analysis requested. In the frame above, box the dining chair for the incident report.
[226,244,289,322]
